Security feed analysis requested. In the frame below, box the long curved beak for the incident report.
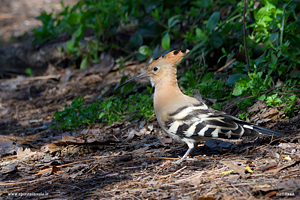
[115,72,150,90]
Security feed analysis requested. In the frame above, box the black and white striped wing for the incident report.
[164,104,283,141]
[164,104,245,140]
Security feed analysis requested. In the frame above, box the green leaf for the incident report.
[25,68,34,77]
[138,45,152,56]
[262,16,273,22]
[98,112,105,119]
[129,32,143,49]
[66,13,81,25]
[196,28,207,40]
[287,34,300,49]
[162,32,170,50]
[289,95,297,102]
[152,8,159,20]
[67,41,74,52]
[80,57,88,69]
[232,76,250,96]
[152,45,159,60]
[168,15,180,28]
[207,12,220,33]
[271,53,277,64]
[201,72,214,83]
[136,53,148,61]
[75,24,84,42]
[290,71,300,77]
[258,94,266,100]
[67,32,77,52]
[209,32,223,48]
[227,74,247,85]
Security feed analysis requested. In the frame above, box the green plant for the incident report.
[43,0,300,126]
[52,89,154,129]
[25,68,34,77]
[238,112,250,120]
[258,93,299,118]
[284,94,299,117]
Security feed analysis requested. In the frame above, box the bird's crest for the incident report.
[151,49,190,67]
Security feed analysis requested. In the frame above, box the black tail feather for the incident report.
[244,124,284,137]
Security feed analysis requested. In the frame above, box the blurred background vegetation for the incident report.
[42,0,300,129]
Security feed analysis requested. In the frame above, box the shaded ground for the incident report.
[0,1,300,199]
[0,0,77,46]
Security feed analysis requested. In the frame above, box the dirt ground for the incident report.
[0,1,300,199]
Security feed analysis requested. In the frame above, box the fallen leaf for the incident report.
[17,147,36,159]
[261,108,280,119]
[247,100,267,113]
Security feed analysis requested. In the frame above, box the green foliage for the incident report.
[238,112,250,120]
[52,90,154,129]
[258,93,299,118]
[40,0,300,126]
[232,71,273,96]
[25,68,34,77]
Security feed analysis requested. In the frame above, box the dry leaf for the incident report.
[261,108,280,119]
[17,147,36,159]
[247,100,267,113]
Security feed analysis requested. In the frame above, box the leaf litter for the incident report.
[1,58,299,199]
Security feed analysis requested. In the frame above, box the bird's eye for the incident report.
[153,67,158,72]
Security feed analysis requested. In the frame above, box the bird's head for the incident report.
[116,49,190,89]
[147,49,189,86]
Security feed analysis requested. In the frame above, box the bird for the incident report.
[117,49,284,163]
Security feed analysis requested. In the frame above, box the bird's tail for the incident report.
[243,124,284,137]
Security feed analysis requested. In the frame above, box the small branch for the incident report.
[215,58,236,74]
[243,0,250,73]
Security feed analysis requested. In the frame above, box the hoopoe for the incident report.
[117,49,284,163]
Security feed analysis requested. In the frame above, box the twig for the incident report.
[243,0,250,73]
[159,166,187,179]
[86,164,99,174]
[215,58,236,74]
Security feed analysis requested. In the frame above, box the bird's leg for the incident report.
[172,141,196,164]
[172,147,193,164]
